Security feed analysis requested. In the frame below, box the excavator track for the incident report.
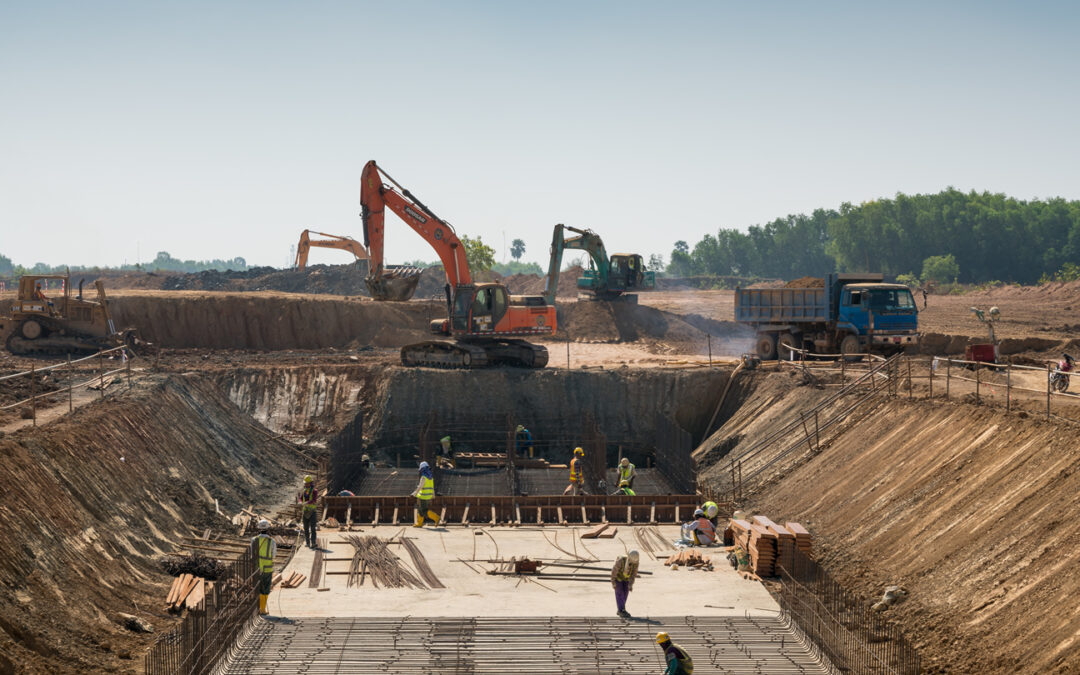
[400,339,548,369]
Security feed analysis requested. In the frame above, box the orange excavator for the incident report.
[361,159,556,368]
[293,230,370,270]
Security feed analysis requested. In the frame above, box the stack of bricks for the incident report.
[754,516,796,573]
[786,521,813,557]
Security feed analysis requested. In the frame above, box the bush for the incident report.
[921,254,959,285]
[895,273,920,287]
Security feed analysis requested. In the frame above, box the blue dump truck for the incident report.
[735,273,919,360]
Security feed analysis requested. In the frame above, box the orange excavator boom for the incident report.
[294,230,370,270]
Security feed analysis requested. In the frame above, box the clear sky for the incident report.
[2,1,1078,270]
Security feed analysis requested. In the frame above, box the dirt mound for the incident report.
[0,374,301,673]
[784,276,824,288]
[502,266,582,297]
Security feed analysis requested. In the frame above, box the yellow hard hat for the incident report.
[619,479,630,487]
[304,475,313,483]
[655,631,670,644]
[516,425,525,432]
[574,447,584,456]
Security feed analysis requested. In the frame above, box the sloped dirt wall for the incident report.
[0,375,300,674]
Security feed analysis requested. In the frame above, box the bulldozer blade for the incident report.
[366,270,421,302]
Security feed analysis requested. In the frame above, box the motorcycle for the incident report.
[1049,353,1075,393]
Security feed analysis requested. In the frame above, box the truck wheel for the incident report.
[755,333,777,360]
[778,333,799,361]
[840,334,862,362]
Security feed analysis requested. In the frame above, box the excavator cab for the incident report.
[441,284,509,335]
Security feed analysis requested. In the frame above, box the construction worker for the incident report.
[251,519,276,616]
[701,501,719,528]
[614,479,636,496]
[360,454,374,471]
[412,461,440,527]
[563,447,585,496]
[617,457,636,489]
[515,425,534,458]
[681,508,716,546]
[298,475,318,548]
[655,632,693,675]
[611,550,640,618]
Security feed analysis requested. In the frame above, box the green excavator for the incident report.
[543,224,655,303]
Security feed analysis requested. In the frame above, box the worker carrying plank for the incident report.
[617,457,636,489]
[563,447,585,495]
[515,425,534,458]
[655,632,694,675]
[411,461,441,527]
[250,519,276,616]
[680,508,716,546]
[298,475,319,549]
[611,550,640,618]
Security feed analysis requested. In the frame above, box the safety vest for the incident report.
[255,535,274,573]
[569,457,582,482]
[695,517,716,544]
[665,643,693,674]
[615,557,636,581]
[418,475,435,500]
[301,486,318,513]
[619,486,636,496]
[618,463,635,483]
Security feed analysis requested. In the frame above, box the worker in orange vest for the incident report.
[563,447,585,495]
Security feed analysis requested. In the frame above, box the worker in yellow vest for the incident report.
[656,632,694,674]
[411,461,440,527]
[563,447,585,495]
[610,550,640,618]
[250,519,276,616]
[617,457,636,489]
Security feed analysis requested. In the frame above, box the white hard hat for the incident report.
[620,457,629,466]
[628,550,640,562]
[257,519,270,530]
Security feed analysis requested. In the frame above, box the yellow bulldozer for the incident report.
[0,274,137,356]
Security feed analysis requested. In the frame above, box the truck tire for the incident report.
[755,333,777,360]
[778,333,799,361]
[840,334,863,362]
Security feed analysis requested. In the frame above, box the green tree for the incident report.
[0,253,13,276]
[510,238,526,261]
[668,240,693,276]
[461,235,496,273]
[921,254,959,284]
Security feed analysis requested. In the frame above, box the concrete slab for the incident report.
[270,525,778,619]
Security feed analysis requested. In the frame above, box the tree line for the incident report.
[667,188,1080,285]
[0,251,249,279]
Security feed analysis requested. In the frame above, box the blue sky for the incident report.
[2,1,1078,270]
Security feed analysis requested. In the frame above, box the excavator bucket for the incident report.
[366,266,422,302]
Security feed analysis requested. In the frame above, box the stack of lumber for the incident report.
[754,516,796,573]
[728,519,777,577]
[580,523,611,539]
[274,570,307,589]
[785,522,813,557]
[165,574,206,612]
[663,549,713,570]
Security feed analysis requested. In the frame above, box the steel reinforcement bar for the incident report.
[322,494,712,526]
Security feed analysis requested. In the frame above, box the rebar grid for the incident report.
[219,615,836,674]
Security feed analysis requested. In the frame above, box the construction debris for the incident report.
[275,571,307,589]
[344,535,427,589]
[117,612,154,634]
[158,553,227,580]
[164,574,205,613]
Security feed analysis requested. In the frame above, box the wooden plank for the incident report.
[626,504,632,524]
[597,527,618,539]
[650,502,656,524]
[600,506,607,523]
[372,504,379,526]
[674,504,680,524]
[461,503,470,525]
[514,504,522,526]
[557,506,564,524]
[174,575,200,608]
[391,506,399,525]
[536,506,542,525]
[165,575,185,605]
[440,506,447,524]
[580,523,610,539]
[345,504,352,528]
[490,504,497,525]
[184,579,205,610]
[580,505,589,525]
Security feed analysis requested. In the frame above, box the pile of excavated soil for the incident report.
[502,266,582,298]
[0,374,301,673]
[703,375,1080,674]
[784,276,824,288]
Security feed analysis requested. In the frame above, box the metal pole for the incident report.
[708,334,712,366]
[30,363,36,426]
[1006,361,1011,412]
[975,364,980,404]
[127,349,132,390]
[98,351,104,398]
[67,353,73,412]
[907,357,912,400]
[566,331,570,370]
[929,357,933,399]
[946,358,951,400]
[1047,363,1052,420]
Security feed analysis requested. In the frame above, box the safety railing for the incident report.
[778,548,920,675]
[0,345,134,426]
[144,552,259,675]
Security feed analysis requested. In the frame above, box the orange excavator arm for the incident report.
[294,229,370,270]
[361,160,471,288]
